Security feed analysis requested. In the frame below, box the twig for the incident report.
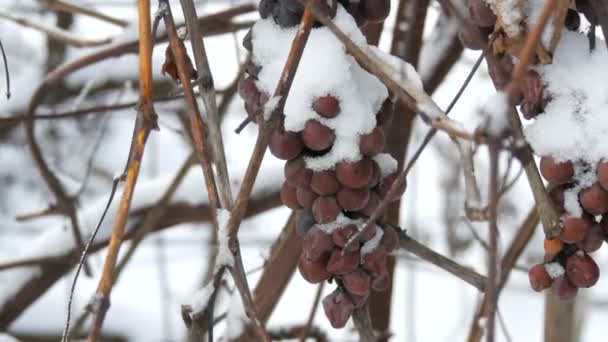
[87,0,157,339]
[0,12,112,47]
[485,142,500,342]
[0,39,9,99]
[37,0,129,27]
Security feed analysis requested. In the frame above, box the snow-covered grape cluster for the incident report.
[238,0,404,328]
[522,7,608,300]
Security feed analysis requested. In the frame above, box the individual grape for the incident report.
[487,53,515,89]
[359,127,385,157]
[312,95,340,118]
[539,156,574,184]
[528,263,552,292]
[565,8,580,31]
[269,129,303,160]
[376,99,394,130]
[378,172,406,202]
[336,158,374,189]
[580,182,608,215]
[302,226,335,261]
[337,187,370,211]
[362,247,388,275]
[559,214,592,243]
[360,191,381,217]
[359,0,390,23]
[322,289,355,329]
[326,249,360,275]
[296,208,315,237]
[299,254,331,283]
[458,26,483,51]
[332,225,360,251]
[371,272,389,291]
[548,185,568,213]
[302,120,335,151]
[521,100,542,120]
[341,270,371,296]
[284,157,312,188]
[578,223,604,253]
[381,226,399,252]
[566,253,599,288]
[282,0,304,13]
[468,0,496,27]
[544,238,563,258]
[280,182,301,210]
[310,170,340,196]
[312,196,340,223]
[296,187,317,208]
[597,160,608,191]
[550,276,578,301]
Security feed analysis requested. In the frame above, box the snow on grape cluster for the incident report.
[239,0,405,328]
[522,14,608,300]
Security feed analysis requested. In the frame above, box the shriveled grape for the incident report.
[566,253,599,288]
[322,289,355,329]
[360,191,381,217]
[296,208,316,237]
[284,157,312,188]
[298,254,331,283]
[326,249,359,275]
[378,173,406,202]
[332,224,360,251]
[302,226,335,261]
[371,272,390,292]
[362,247,388,275]
[560,215,592,243]
[296,187,318,208]
[578,224,604,253]
[341,270,371,296]
[528,263,552,292]
[579,182,608,215]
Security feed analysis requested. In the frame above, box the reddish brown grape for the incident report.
[298,254,331,283]
[332,224,360,251]
[312,95,340,118]
[522,70,543,107]
[296,187,318,208]
[312,196,340,223]
[378,173,406,202]
[296,208,315,237]
[528,264,552,292]
[560,214,592,243]
[302,120,335,151]
[578,224,604,253]
[269,130,303,160]
[362,247,388,275]
[468,0,496,27]
[359,0,390,22]
[580,182,608,215]
[280,182,301,210]
[381,226,400,252]
[371,272,390,292]
[376,99,393,130]
[336,158,374,189]
[337,187,370,211]
[458,26,484,51]
[597,160,608,191]
[284,157,312,188]
[360,191,381,217]
[566,253,599,288]
[359,127,385,157]
[322,289,355,329]
[548,185,568,214]
[326,249,359,275]
[550,276,578,301]
[539,156,574,185]
[310,170,340,196]
[302,226,335,261]
[341,270,371,296]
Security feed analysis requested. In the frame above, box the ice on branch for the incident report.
[189,283,215,315]
[544,262,565,279]
[480,91,509,136]
[250,5,389,170]
[216,208,234,269]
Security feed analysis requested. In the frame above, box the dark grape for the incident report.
[565,9,580,31]
[522,70,543,111]
[337,187,370,211]
[284,157,312,188]
[521,100,542,120]
[550,276,578,301]
[326,249,359,275]
[528,263,552,292]
[560,215,592,243]
[580,182,608,215]
[272,3,302,28]
[269,130,304,160]
[332,224,360,251]
[312,196,341,223]
[359,0,390,23]
[369,163,381,188]
[296,208,316,237]
[468,0,496,27]
[341,270,371,296]
[310,170,340,196]
[539,156,574,184]
[371,272,390,291]
[566,253,599,288]
[578,223,604,253]
[376,99,393,130]
[336,158,374,189]
[597,160,608,191]
[378,173,406,202]
[302,120,335,151]
[313,95,340,118]
[322,289,355,329]
[359,127,385,157]
[362,247,388,275]
[302,226,335,261]
[280,182,301,210]
[360,191,381,217]
[458,23,484,50]
[296,187,318,208]
[299,254,331,283]
[346,2,368,27]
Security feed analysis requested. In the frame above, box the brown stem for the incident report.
[485,142,500,342]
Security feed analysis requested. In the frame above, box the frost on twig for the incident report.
[215,208,234,270]
[189,282,216,316]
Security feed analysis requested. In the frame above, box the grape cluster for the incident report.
[239,0,399,328]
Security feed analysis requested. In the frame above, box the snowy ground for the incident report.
[2,0,608,341]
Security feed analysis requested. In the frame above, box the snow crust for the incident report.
[544,262,565,279]
[373,153,398,177]
[250,6,388,171]
[226,290,248,339]
[480,91,509,135]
